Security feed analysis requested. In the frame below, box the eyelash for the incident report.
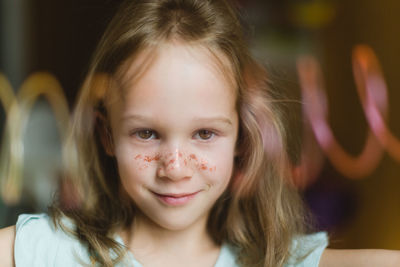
[194,129,216,141]
[130,129,217,141]
[131,129,158,140]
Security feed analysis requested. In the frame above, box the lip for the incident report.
[152,191,199,206]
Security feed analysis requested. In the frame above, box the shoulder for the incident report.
[215,243,241,267]
[319,248,400,267]
[0,225,16,267]
[14,213,91,267]
[286,232,329,267]
[217,233,329,267]
[14,213,58,253]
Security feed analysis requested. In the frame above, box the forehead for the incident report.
[111,42,236,98]
[107,43,237,116]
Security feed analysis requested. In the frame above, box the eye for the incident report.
[133,129,158,140]
[195,129,215,140]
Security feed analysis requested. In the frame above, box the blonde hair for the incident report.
[50,0,309,266]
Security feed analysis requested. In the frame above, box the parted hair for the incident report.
[50,0,309,266]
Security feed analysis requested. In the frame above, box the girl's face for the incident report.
[108,43,238,231]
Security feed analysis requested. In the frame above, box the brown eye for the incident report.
[197,130,214,140]
[136,129,156,140]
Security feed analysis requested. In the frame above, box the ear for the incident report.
[95,110,115,156]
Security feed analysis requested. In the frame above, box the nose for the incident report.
[156,148,193,181]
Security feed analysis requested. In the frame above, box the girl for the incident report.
[0,0,399,266]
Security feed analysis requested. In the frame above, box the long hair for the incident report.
[50,0,309,266]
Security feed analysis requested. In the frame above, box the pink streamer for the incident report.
[296,47,386,180]
[353,45,400,162]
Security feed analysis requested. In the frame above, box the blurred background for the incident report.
[1,0,400,250]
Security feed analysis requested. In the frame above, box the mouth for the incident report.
[152,191,200,206]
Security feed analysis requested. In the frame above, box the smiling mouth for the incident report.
[152,191,199,206]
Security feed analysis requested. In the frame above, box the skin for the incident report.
[0,43,399,266]
[320,249,400,267]
[107,43,239,267]
[0,226,15,267]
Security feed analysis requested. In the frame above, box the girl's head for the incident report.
[106,42,239,231]
[57,0,307,266]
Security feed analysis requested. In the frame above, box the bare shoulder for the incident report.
[0,225,16,267]
[320,248,400,267]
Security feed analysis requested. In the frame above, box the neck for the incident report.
[121,211,217,256]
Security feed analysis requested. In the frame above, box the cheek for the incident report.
[115,146,137,172]
[214,158,234,184]
[205,150,235,187]
[116,159,142,191]
[114,139,157,171]
[114,146,149,188]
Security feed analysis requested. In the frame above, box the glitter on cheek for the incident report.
[186,155,216,172]
[134,154,148,170]
[139,151,217,173]
[200,163,208,170]
[208,166,217,172]
[134,153,161,170]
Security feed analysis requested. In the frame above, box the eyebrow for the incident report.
[122,114,233,126]
[191,116,233,126]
